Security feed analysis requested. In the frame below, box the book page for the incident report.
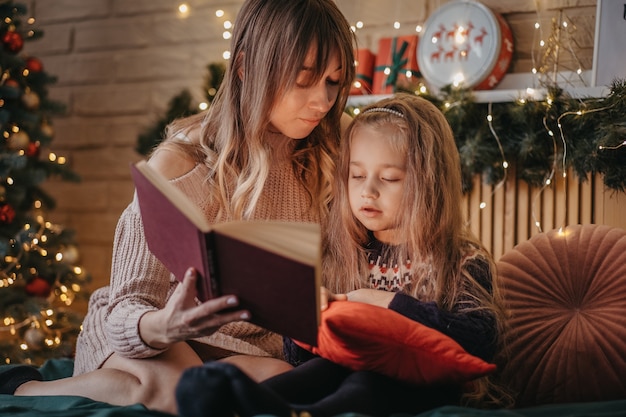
[212,221,320,266]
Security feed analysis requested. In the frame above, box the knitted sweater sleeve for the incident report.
[388,257,497,362]
[103,196,174,358]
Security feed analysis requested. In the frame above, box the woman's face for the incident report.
[268,48,342,139]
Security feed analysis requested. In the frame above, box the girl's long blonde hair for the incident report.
[160,0,355,222]
[324,93,511,407]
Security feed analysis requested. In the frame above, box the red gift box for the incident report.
[372,35,420,95]
[350,48,375,95]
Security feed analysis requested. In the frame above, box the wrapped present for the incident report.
[350,48,375,95]
[372,35,420,95]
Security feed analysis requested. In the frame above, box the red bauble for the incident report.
[25,57,44,73]
[25,276,52,297]
[26,141,40,158]
[4,78,19,90]
[0,202,15,224]
[2,31,24,54]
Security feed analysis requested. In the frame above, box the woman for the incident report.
[0,0,356,413]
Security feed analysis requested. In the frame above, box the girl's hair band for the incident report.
[362,107,404,118]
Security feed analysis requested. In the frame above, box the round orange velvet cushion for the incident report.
[497,224,626,407]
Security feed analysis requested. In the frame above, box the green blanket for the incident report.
[2,359,625,417]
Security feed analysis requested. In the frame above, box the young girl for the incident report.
[175,93,510,417]
[0,0,356,413]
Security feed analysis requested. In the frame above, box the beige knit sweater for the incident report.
[73,158,318,375]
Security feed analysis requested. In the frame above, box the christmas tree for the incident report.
[136,62,225,155]
[0,2,91,365]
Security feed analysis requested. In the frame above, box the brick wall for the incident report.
[23,0,598,290]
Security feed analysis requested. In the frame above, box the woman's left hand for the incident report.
[347,288,395,308]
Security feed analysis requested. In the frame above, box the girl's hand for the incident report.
[139,268,250,349]
[347,288,395,308]
[320,286,347,311]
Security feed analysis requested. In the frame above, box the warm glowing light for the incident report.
[452,72,465,86]
[356,21,364,29]
[198,102,208,111]
[177,3,189,17]
[534,22,540,29]
[415,25,422,33]
[215,9,224,17]
[223,31,231,39]
[393,21,400,29]
[223,20,232,29]
[222,51,231,60]
[479,202,487,209]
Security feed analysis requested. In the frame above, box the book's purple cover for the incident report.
[130,164,213,301]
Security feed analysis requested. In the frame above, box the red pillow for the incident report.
[296,301,495,386]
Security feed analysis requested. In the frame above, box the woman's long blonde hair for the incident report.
[324,93,511,407]
[161,0,355,221]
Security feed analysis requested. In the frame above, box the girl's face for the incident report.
[348,125,407,244]
[268,48,342,139]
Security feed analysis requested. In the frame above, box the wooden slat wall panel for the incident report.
[462,171,623,260]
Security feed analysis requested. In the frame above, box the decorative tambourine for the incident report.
[417,0,514,90]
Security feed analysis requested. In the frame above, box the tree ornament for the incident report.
[23,326,46,351]
[25,141,40,158]
[60,245,79,264]
[40,121,54,138]
[22,89,40,109]
[0,201,15,223]
[25,56,43,73]
[7,130,29,150]
[2,30,24,54]
[4,77,20,91]
[25,276,52,297]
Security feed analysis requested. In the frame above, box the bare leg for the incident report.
[221,355,293,382]
[15,342,202,414]
[14,342,292,414]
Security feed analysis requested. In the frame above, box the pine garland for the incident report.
[347,79,626,194]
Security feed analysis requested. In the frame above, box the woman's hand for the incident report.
[347,288,395,308]
[139,268,250,349]
[320,286,347,311]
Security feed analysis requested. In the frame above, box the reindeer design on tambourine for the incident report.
[427,20,487,64]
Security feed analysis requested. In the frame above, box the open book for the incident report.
[130,160,321,345]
